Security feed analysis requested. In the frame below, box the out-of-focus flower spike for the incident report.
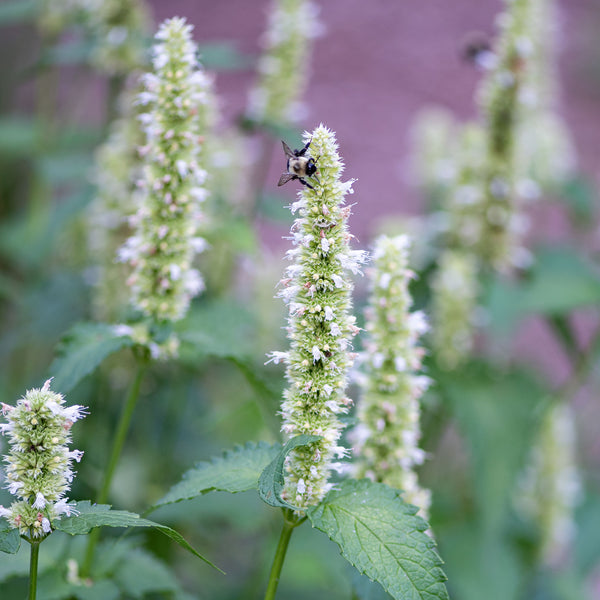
[350,234,431,518]
[119,17,212,323]
[247,0,323,125]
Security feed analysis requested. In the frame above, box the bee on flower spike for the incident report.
[278,139,319,190]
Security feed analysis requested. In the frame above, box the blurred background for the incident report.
[0,0,599,599]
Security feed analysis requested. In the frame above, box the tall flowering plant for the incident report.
[269,123,366,509]
[351,235,431,517]
[119,17,210,324]
[0,380,86,540]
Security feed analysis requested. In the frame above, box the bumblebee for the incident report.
[277,139,319,190]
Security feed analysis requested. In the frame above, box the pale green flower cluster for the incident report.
[420,124,485,370]
[269,124,366,509]
[516,404,581,566]
[38,0,150,75]
[88,0,151,75]
[247,0,322,125]
[0,380,86,540]
[430,251,479,370]
[89,86,144,322]
[476,0,540,270]
[351,235,431,517]
[410,107,458,199]
[38,0,94,36]
[515,0,576,190]
[119,17,212,323]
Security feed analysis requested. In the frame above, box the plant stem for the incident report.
[81,363,146,575]
[263,509,304,600]
[28,540,40,600]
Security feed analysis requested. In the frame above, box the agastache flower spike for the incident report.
[119,17,211,322]
[350,235,431,517]
[0,380,86,540]
[477,0,537,270]
[270,124,366,509]
[430,250,479,370]
[515,403,581,567]
[247,0,322,125]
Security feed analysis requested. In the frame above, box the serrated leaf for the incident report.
[258,435,322,509]
[54,502,222,572]
[0,524,20,554]
[307,479,449,600]
[48,322,135,393]
[154,442,281,509]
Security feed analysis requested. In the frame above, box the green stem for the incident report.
[81,363,146,575]
[263,509,304,600]
[28,540,40,600]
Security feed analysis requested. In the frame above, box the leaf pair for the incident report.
[151,437,450,600]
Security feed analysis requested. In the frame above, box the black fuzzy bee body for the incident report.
[278,139,319,190]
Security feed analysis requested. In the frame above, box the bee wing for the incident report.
[281,141,295,159]
[278,172,295,186]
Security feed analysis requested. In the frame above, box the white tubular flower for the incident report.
[119,17,212,322]
[0,380,86,540]
[516,403,581,566]
[430,249,479,370]
[247,0,322,125]
[350,235,431,518]
[273,124,365,509]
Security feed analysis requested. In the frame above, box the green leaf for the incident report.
[437,520,522,600]
[258,435,322,509]
[114,548,182,598]
[307,479,449,600]
[438,363,546,530]
[48,322,135,393]
[520,247,600,314]
[197,42,252,71]
[0,0,38,25]
[177,300,256,360]
[153,442,281,509]
[0,524,20,554]
[54,501,222,572]
[559,175,596,226]
[486,246,600,332]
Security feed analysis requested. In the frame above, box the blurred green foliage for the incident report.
[0,3,599,600]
